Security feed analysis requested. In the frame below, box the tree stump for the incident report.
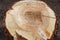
[5,0,56,40]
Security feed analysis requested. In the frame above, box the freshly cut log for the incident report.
[5,0,56,40]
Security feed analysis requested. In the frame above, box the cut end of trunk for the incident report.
[5,1,56,40]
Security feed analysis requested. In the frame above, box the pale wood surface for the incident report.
[5,1,56,40]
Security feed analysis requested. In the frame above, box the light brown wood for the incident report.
[5,0,56,40]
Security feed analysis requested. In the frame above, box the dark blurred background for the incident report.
[0,0,60,40]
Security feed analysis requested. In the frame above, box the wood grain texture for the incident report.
[0,0,60,40]
[5,1,56,40]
